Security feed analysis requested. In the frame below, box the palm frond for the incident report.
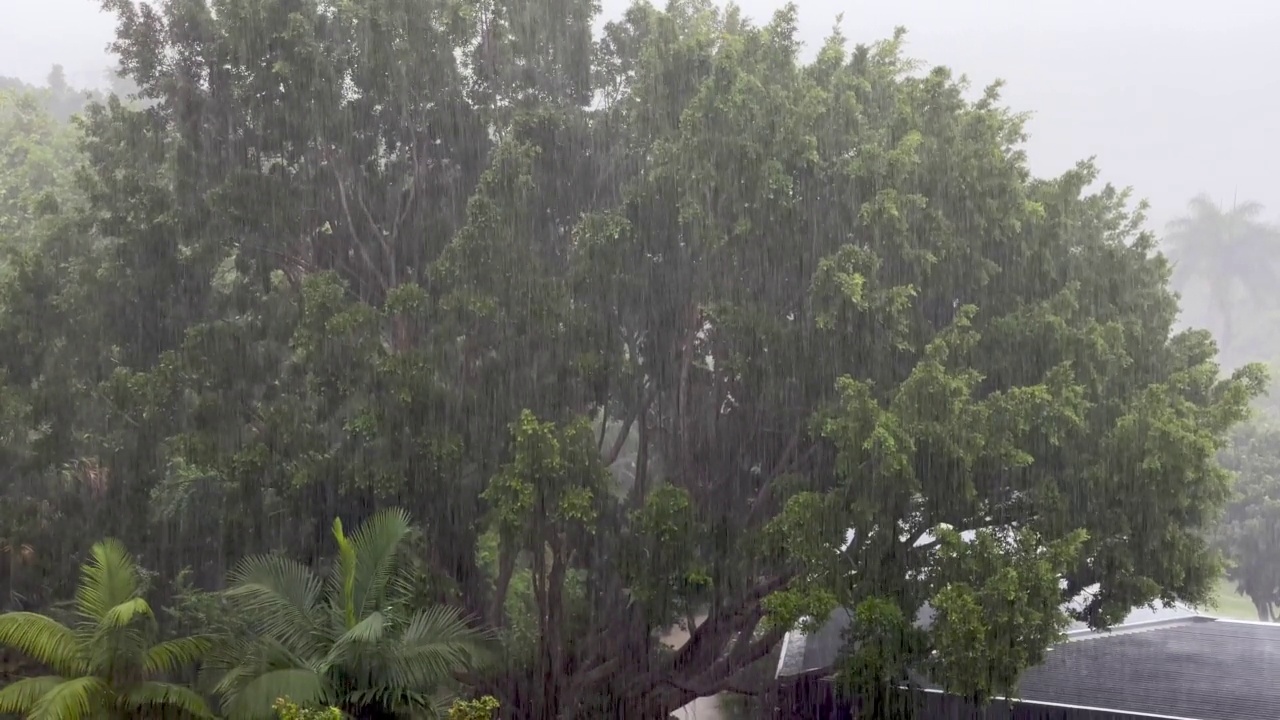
[75,539,142,622]
[1228,199,1268,219]
[1183,193,1226,221]
[0,675,63,715]
[97,596,155,631]
[322,610,386,670]
[206,648,261,699]
[83,623,153,681]
[383,606,495,691]
[0,612,84,676]
[143,635,213,675]
[119,680,214,718]
[226,554,326,657]
[27,675,109,720]
[223,668,330,720]
[331,517,359,629]
[206,648,245,688]
[84,596,158,678]
[208,634,318,701]
[345,686,441,717]
[348,508,414,618]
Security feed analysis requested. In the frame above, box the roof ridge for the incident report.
[1061,615,1215,643]
[1207,617,1280,627]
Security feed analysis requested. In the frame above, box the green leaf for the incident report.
[226,555,326,658]
[0,676,63,715]
[347,507,414,620]
[119,681,215,718]
[97,596,155,632]
[323,610,386,667]
[143,635,213,675]
[385,606,495,690]
[26,675,109,720]
[331,517,359,629]
[0,612,82,676]
[228,668,330,720]
[75,539,142,622]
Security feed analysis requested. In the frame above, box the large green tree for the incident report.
[0,539,212,719]
[0,0,1262,718]
[0,87,95,613]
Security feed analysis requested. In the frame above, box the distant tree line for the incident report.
[1,62,142,121]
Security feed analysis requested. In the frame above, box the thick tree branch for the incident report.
[744,442,824,530]
[648,623,790,717]
[330,165,388,294]
[625,573,792,701]
[486,538,517,627]
[603,385,655,466]
[389,140,421,248]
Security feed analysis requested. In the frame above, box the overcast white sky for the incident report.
[2,0,1278,225]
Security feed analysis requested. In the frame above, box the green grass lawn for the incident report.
[1202,577,1261,621]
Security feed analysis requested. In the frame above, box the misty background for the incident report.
[7,0,1279,371]
[6,0,1279,229]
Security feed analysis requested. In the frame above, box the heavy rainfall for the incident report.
[0,1,1277,719]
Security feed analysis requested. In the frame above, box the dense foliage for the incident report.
[0,0,1267,717]
[0,85,82,252]
[1217,411,1280,621]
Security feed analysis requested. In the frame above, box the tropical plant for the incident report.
[0,538,213,719]
[208,508,494,720]
[447,695,500,720]
[1163,193,1280,354]
[274,697,345,719]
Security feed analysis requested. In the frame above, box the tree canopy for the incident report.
[0,0,1265,717]
[0,85,82,249]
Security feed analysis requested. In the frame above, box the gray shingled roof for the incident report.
[990,618,1280,720]
[778,612,1280,720]
[777,602,1205,679]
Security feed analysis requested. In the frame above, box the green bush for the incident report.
[448,695,500,720]
[273,698,344,720]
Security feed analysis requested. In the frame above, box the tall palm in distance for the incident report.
[206,508,494,720]
[1163,193,1280,359]
[0,539,213,719]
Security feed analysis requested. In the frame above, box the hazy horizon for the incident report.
[4,0,1278,227]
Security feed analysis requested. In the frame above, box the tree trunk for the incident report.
[1254,599,1272,622]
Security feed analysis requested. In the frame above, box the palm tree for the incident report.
[208,508,494,720]
[0,538,213,719]
[1163,193,1280,353]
